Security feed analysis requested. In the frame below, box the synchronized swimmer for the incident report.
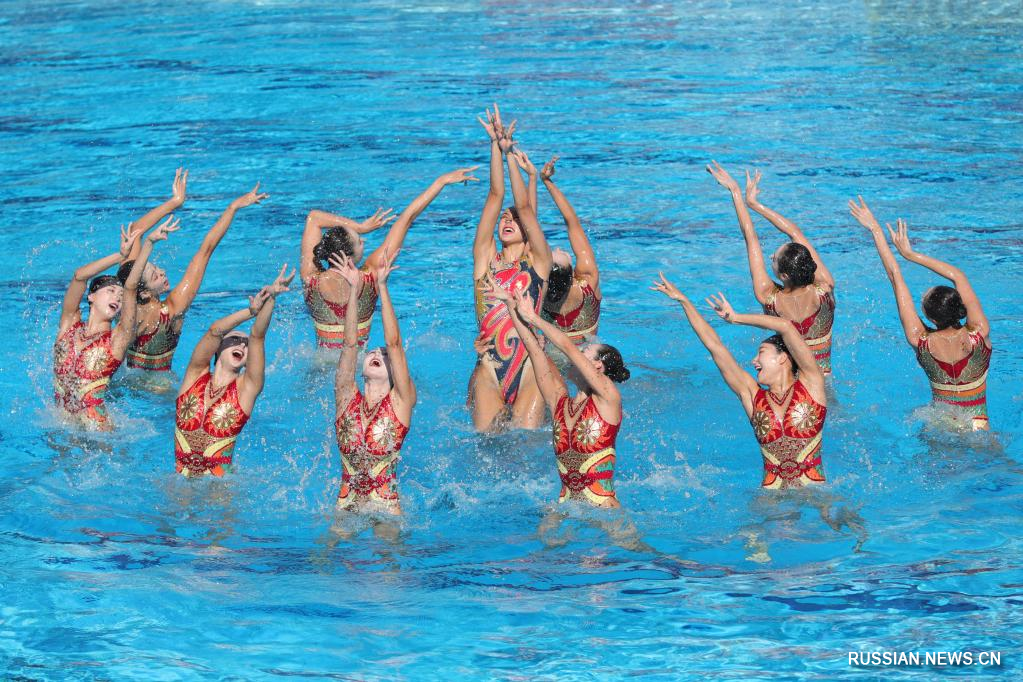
[50,103,995,516]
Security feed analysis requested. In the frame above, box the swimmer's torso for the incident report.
[335,390,410,511]
[304,269,378,349]
[915,328,991,430]
[552,393,619,506]
[750,379,827,489]
[175,370,250,476]
[127,302,183,371]
[764,283,835,375]
[53,320,122,428]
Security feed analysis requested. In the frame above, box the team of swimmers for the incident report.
[52,104,994,516]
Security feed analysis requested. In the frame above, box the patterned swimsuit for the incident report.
[175,371,250,476]
[763,284,835,375]
[127,303,182,371]
[335,390,410,509]
[304,270,378,349]
[53,320,122,429]
[543,279,601,346]
[915,328,991,430]
[552,394,619,506]
[750,379,827,489]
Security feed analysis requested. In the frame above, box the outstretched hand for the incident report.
[119,223,146,258]
[745,169,762,206]
[540,155,559,181]
[706,292,736,323]
[477,104,501,142]
[374,247,400,284]
[887,218,915,258]
[328,253,363,290]
[512,149,536,177]
[361,207,396,232]
[649,272,689,303]
[484,272,513,302]
[848,195,882,232]
[267,263,296,296]
[232,182,270,209]
[511,288,539,324]
[473,331,495,358]
[248,287,271,316]
[147,215,181,243]
[706,160,740,192]
[441,166,481,186]
[171,167,189,206]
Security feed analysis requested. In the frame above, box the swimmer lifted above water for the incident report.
[708,162,836,375]
[53,218,180,429]
[651,274,827,489]
[332,248,415,515]
[850,197,992,431]
[173,265,294,477]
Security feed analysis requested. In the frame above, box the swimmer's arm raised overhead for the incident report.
[745,170,834,289]
[850,197,927,345]
[651,273,759,416]
[125,167,188,260]
[301,207,395,282]
[113,218,181,356]
[473,104,507,280]
[512,148,538,214]
[708,161,775,304]
[507,148,553,279]
[375,249,416,409]
[60,224,144,333]
[181,298,259,390]
[888,218,990,339]
[166,183,268,317]
[332,253,363,409]
[241,265,294,407]
[364,166,479,272]
[541,155,599,293]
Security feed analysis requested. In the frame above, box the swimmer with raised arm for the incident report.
[469,105,554,431]
[652,274,827,489]
[120,173,269,373]
[332,248,415,514]
[54,218,180,429]
[708,162,836,375]
[174,266,294,476]
[302,168,478,349]
[850,197,992,430]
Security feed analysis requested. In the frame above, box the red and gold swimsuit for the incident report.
[174,370,250,477]
[763,284,835,375]
[750,379,827,489]
[543,279,601,346]
[915,328,991,430]
[552,394,619,506]
[127,303,182,371]
[53,320,122,429]
[335,390,410,510]
[303,270,377,349]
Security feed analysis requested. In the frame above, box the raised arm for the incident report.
[507,151,553,278]
[113,218,181,355]
[166,183,269,316]
[888,219,990,339]
[240,265,294,407]
[182,305,255,391]
[364,166,479,272]
[651,274,759,416]
[473,105,507,279]
[60,224,142,333]
[512,149,538,213]
[541,156,599,291]
[745,170,834,289]
[849,198,926,345]
[333,254,364,409]
[374,249,416,409]
[125,168,188,259]
[707,162,775,303]
[301,207,395,282]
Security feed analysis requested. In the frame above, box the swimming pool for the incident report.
[1,1,1021,678]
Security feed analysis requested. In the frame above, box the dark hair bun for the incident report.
[776,242,817,288]
[544,263,573,306]
[314,228,356,271]
[922,285,967,330]
[596,344,630,383]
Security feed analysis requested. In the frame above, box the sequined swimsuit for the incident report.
[750,379,827,489]
[304,270,377,349]
[335,390,410,509]
[474,253,546,404]
[552,394,619,505]
[543,279,601,346]
[53,320,122,428]
[127,303,182,371]
[763,284,835,375]
[915,328,991,430]
[175,371,250,477]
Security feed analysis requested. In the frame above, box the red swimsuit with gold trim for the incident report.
[304,271,377,349]
[750,379,827,489]
[175,370,250,477]
[127,303,182,371]
[763,284,835,375]
[552,394,619,505]
[53,320,122,428]
[544,279,601,346]
[335,390,410,509]
[915,329,992,430]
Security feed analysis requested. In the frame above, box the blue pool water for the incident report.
[2,1,1022,678]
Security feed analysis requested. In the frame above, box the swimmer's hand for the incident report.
[248,287,271,316]
[849,195,882,232]
[540,155,559,182]
[473,331,495,358]
[119,223,146,258]
[328,253,363,291]
[359,207,396,233]
[147,215,181,243]
[512,149,536,177]
[707,292,736,323]
[706,160,740,193]
[887,218,915,258]
[477,104,501,142]
[171,167,188,207]
[744,169,763,206]
[511,288,540,324]
[231,182,270,209]
[484,272,513,302]
[267,263,296,296]
[440,166,481,186]
[650,272,688,303]
[374,247,400,284]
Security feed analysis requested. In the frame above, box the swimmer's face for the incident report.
[498,208,525,246]
[216,332,249,371]
[344,226,366,264]
[751,343,788,385]
[569,344,604,386]
[552,247,572,270]
[88,284,124,321]
[362,347,391,384]
[143,262,170,295]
